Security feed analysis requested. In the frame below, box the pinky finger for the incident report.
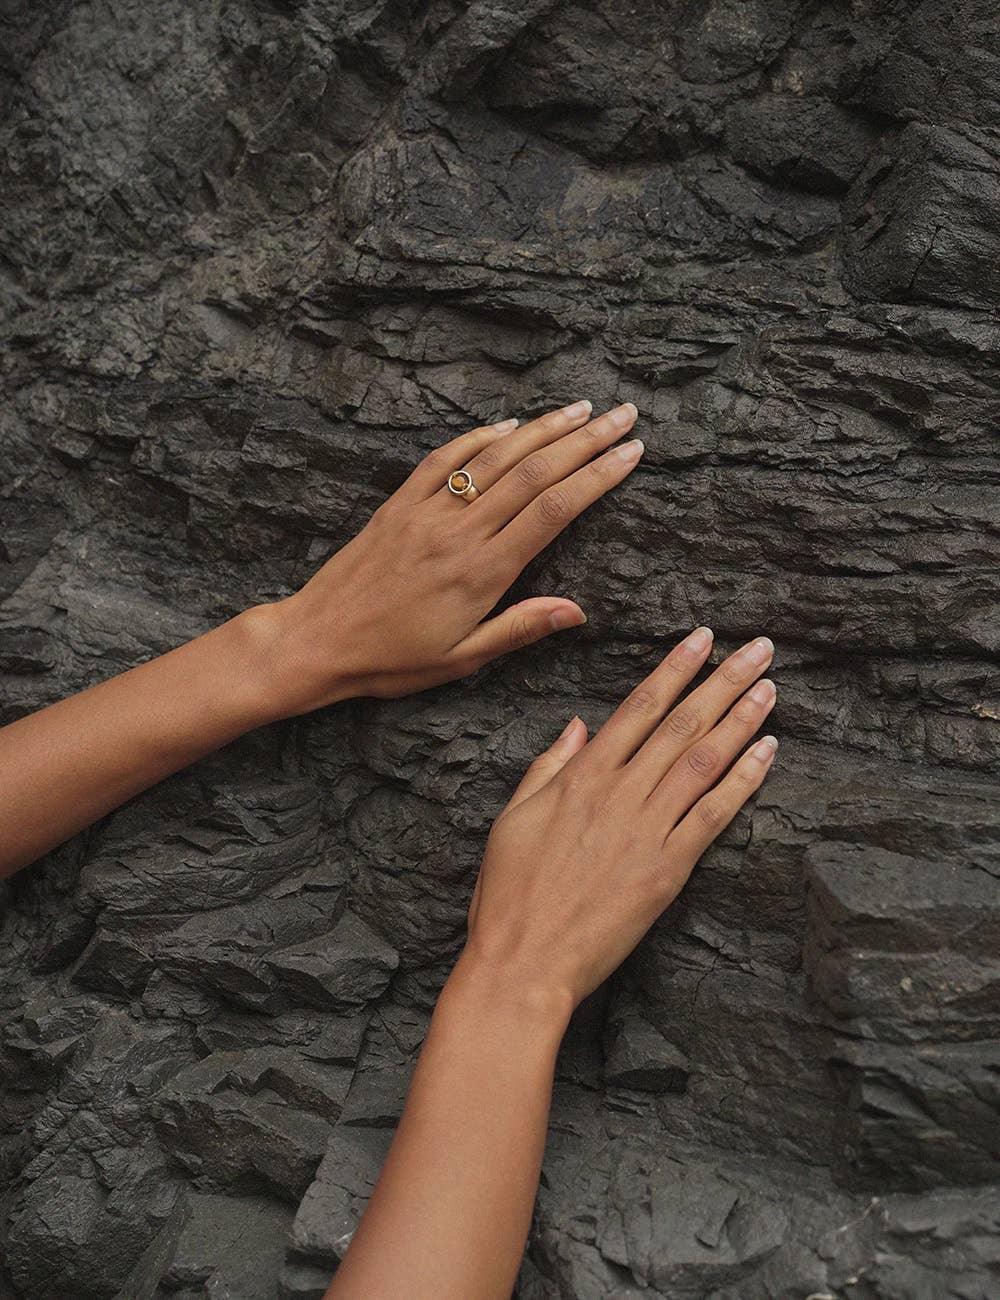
[666,735,778,865]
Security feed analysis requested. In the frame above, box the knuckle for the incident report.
[660,649,689,677]
[508,613,536,651]
[475,442,506,472]
[515,454,550,487]
[537,487,571,525]
[696,799,724,830]
[732,700,759,725]
[685,744,718,777]
[421,445,448,474]
[623,687,660,720]
[368,498,396,528]
[579,429,606,459]
[720,658,745,687]
[665,707,700,739]
[735,763,758,789]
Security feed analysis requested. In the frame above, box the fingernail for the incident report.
[550,607,586,631]
[611,402,638,427]
[684,625,713,653]
[614,438,644,465]
[493,418,518,433]
[749,678,775,704]
[563,399,592,418]
[741,635,774,666]
[558,715,582,741]
[753,735,778,764]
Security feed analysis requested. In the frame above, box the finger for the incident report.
[489,437,645,574]
[476,402,639,528]
[507,714,589,811]
[626,636,775,789]
[449,399,595,499]
[664,734,778,870]
[650,678,777,827]
[449,596,587,672]
[584,626,715,768]
[399,417,521,503]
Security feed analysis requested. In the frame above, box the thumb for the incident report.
[454,596,587,671]
[468,713,588,930]
[506,713,589,811]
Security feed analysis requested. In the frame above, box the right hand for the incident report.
[458,627,778,1016]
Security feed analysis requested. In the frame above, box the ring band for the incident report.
[447,469,480,503]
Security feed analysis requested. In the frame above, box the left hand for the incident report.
[248,399,643,716]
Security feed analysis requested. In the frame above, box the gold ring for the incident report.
[447,469,480,502]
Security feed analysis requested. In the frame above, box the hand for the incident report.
[458,626,778,1017]
[246,399,644,717]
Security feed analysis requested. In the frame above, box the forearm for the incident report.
[325,955,572,1300]
[0,604,325,877]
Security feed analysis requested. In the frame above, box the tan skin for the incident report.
[0,398,778,1298]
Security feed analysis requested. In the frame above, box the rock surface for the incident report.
[1,1,998,1297]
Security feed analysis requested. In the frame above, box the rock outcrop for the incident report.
[1,1,997,1296]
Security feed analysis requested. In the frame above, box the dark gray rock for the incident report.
[1,0,998,1296]
[155,1192,294,1300]
[154,1048,353,1202]
[264,910,399,1011]
[842,122,1000,310]
[603,1006,691,1094]
[288,1125,393,1268]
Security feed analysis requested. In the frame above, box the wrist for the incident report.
[227,599,355,725]
[442,947,575,1044]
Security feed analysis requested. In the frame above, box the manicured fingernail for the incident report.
[493,418,518,433]
[753,735,778,764]
[563,399,592,418]
[550,607,586,631]
[610,402,637,427]
[684,625,713,652]
[558,715,582,741]
[615,438,644,465]
[741,635,774,666]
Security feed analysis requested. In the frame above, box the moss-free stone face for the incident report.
[1,0,997,1297]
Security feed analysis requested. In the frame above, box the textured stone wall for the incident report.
[1,2,998,1297]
